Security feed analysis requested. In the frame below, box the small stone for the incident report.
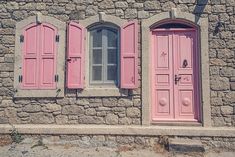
[12,11,27,20]
[116,136,134,144]
[210,77,230,91]
[1,19,16,28]
[23,104,41,113]
[85,108,96,116]
[119,117,132,125]
[17,112,29,118]
[125,9,137,19]
[212,117,225,126]
[118,98,133,107]
[115,2,128,8]
[103,98,117,107]
[223,92,235,103]
[105,113,118,125]
[162,1,176,11]
[98,0,114,9]
[211,98,223,106]
[220,67,235,77]
[221,106,233,115]
[78,116,104,124]
[144,1,160,10]
[30,113,54,124]
[116,9,124,17]
[42,104,61,113]
[210,59,226,66]
[212,5,226,12]
[1,100,13,107]
[231,82,235,91]
[55,115,68,124]
[126,107,140,118]
[62,105,84,115]
[86,5,98,16]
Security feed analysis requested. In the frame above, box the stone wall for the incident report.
[0,0,234,126]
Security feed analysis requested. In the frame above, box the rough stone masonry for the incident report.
[0,0,234,127]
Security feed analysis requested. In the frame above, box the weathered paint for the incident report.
[67,21,85,89]
[120,20,138,89]
[152,28,199,122]
[22,23,57,89]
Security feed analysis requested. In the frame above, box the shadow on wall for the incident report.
[193,0,209,23]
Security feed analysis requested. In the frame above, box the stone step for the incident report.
[168,139,205,153]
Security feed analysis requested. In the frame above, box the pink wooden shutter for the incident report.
[22,24,39,89]
[120,20,138,89]
[67,21,85,89]
[39,23,57,89]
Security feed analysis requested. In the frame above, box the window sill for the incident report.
[77,87,128,97]
[13,89,64,98]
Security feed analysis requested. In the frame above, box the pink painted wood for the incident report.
[120,20,138,89]
[152,29,199,122]
[22,23,57,89]
[39,23,57,89]
[66,21,85,89]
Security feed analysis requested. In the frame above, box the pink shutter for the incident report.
[120,20,138,89]
[22,24,39,89]
[39,23,57,89]
[67,21,85,89]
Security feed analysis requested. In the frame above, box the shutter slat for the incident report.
[120,20,138,89]
[67,21,85,89]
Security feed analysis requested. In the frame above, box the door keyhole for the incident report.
[183,59,188,68]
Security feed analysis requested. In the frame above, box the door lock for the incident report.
[175,75,181,85]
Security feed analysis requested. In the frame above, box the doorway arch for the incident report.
[141,10,210,126]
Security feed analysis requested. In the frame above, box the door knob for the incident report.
[175,75,181,85]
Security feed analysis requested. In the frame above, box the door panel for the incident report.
[152,30,199,122]
[173,31,197,121]
[152,32,174,120]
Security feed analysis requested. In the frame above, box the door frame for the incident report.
[151,27,200,122]
[141,10,210,126]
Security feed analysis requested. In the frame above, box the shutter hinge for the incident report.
[55,35,59,42]
[20,35,24,43]
[18,75,23,83]
[54,75,59,82]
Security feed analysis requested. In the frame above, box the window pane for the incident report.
[93,49,102,64]
[107,66,117,81]
[107,30,117,47]
[108,49,117,64]
[92,66,102,81]
[92,29,102,47]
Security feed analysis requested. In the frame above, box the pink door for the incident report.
[152,29,199,122]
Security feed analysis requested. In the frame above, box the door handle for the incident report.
[175,75,181,85]
[67,58,72,62]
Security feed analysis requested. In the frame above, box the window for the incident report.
[90,27,119,85]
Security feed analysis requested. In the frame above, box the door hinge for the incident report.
[55,35,59,42]
[18,75,23,83]
[20,35,24,43]
[54,75,59,82]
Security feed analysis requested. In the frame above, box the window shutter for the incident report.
[39,24,57,89]
[67,21,85,89]
[22,24,39,89]
[120,20,138,89]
